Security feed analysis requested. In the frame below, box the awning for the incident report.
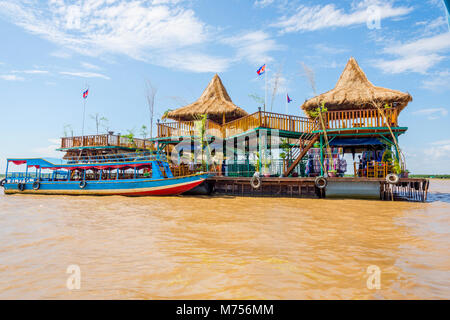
[329,138,384,147]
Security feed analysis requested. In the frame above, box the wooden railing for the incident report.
[157,121,196,138]
[157,119,223,138]
[61,134,155,150]
[156,108,400,139]
[323,108,399,130]
[223,111,316,137]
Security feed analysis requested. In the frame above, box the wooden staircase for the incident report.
[283,131,319,177]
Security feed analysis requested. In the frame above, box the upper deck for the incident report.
[156,107,404,141]
[59,134,155,151]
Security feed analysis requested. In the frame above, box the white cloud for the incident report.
[412,108,448,120]
[32,138,61,158]
[375,33,450,74]
[80,62,101,70]
[271,1,412,33]
[428,141,450,159]
[223,30,282,64]
[416,16,447,35]
[0,0,229,73]
[0,74,24,81]
[59,71,110,80]
[313,43,349,55]
[254,0,275,8]
[422,70,450,91]
[13,69,49,74]
[161,52,230,73]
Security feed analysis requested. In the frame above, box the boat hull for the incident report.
[3,174,208,196]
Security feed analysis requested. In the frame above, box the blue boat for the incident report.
[0,152,209,196]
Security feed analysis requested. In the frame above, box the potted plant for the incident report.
[327,169,337,177]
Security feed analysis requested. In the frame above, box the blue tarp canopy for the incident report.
[7,158,66,167]
[329,138,384,146]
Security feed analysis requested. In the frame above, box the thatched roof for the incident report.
[301,57,412,114]
[164,74,248,123]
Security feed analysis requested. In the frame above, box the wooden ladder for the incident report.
[283,132,319,177]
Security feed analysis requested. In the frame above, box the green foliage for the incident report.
[307,101,328,118]
[279,138,290,160]
[123,129,136,148]
[393,160,401,174]
[248,93,265,108]
[140,125,148,139]
[382,149,393,163]
[162,109,173,121]
[255,152,261,172]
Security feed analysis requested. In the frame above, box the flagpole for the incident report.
[81,84,88,146]
[264,65,267,113]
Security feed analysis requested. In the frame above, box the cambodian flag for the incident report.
[82,89,89,99]
[256,64,266,76]
[287,94,292,103]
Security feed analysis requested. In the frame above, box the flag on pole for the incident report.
[82,89,89,99]
[256,64,266,76]
[287,94,292,103]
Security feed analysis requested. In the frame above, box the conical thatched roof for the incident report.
[164,74,248,123]
[301,57,412,115]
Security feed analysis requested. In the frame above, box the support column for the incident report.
[320,134,324,176]
[5,160,9,178]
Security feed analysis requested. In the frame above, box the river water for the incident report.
[0,180,449,299]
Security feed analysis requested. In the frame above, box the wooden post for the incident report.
[258,107,262,127]
[320,135,324,176]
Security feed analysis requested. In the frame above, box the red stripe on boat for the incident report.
[117,179,204,196]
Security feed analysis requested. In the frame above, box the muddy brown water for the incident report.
[0,180,449,299]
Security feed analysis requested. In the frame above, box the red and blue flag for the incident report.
[256,64,266,76]
[287,94,292,103]
[83,89,89,99]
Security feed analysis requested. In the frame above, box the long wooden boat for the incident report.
[0,153,208,196]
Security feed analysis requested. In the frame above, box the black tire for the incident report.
[386,173,399,185]
[0,179,6,188]
[18,183,25,191]
[32,181,40,190]
[79,180,87,189]
[315,176,327,189]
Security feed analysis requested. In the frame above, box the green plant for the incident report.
[393,160,401,174]
[123,129,136,148]
[194,114,210,167]
[140,125,148,139]
[279,138,290,160]
[255,152,261,172]
[308,101,328,118]
[161,109,173,122]
[382,149,393,163]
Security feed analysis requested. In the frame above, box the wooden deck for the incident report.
[60,134,155,150]
[157,108,401,140]
[207,176,429,202]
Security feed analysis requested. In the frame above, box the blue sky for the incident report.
[0,0,449,174]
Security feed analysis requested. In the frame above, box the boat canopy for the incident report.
[7,157,157,170]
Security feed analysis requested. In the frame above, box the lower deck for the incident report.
[207,176,430,202]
